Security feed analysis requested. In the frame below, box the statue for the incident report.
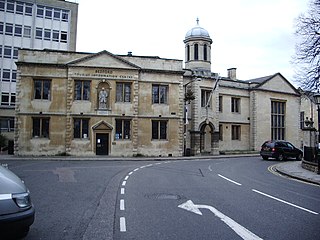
[99,87,108,109]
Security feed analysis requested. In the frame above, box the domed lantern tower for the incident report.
[184,18,212,72]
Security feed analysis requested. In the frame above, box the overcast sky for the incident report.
[76,0,309,83]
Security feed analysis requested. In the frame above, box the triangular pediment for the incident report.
[252,73,299,95]
[92,120,113,131]
[68,50,140,70]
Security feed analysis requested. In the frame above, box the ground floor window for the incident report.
[231,125,241,140]
[271,101,286,140]
[219,124,223,141]
[0,118,14,132]
[74,118,89,139]
[115,119,131,140]
[32,117,50,138]
[152,120,167,140]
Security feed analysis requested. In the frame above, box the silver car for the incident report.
[0,164,35,239]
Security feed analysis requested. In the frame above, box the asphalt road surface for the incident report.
[1,156,319,240]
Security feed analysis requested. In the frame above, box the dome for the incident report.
[185,19,211,40]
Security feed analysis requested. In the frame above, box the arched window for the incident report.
[194,44,198,60]
[187,45,190,61]
[204,44,207,61]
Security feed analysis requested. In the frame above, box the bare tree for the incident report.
[294,0,320,91]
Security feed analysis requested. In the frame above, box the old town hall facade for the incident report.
[14,22,316,156]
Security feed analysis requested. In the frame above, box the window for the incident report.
[74,80,90,100]
[45,7,52,19]
[13,47,18,59]
[25,3,32,16]
[116,83,131,102]
[152,120,167,140]
[11,70,16,82]
[6,1,14,13]
[0,118,14,132]
[33,118,50,138]
[271,101,285,140]
[14,24,22,36]
[187,45,190,61]
[4,46,11,58]
[300,111,305,129]
[54,9,61,20]
[219,95,223,112]
[36,28,43,39]
[115,119,131,140]
[62,10,69,22]
[23,26,31,38]
[204,44,207,61]
[0,22,3,34]
[2,69,10,81]
[74,118,89,139]
[16,2,24,14]
[34,79,51,100]
[60,31,67,43]
[201,89,211,107]
[1,92,9,105]
[52,30,59,42]
[0,1,4,11]
[231,97,240,113]
[152,85,168,104]
[232,125,241,140]
[5,23,13,35]
[219,124,223,141]
[194,43,199,60]
[10,93,15,105]
[44,29,51,40]
[37,5,44,17]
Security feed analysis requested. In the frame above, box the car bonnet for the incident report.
[0,166,27,194]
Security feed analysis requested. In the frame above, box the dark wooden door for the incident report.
[96,133,109,155]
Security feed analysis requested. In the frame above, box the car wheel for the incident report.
[262,156,268,160]
[277,154,284,161]
[296,153,303,161]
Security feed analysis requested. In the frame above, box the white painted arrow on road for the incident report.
[178,200,263,240]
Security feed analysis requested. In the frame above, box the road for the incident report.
[1,157,320,239]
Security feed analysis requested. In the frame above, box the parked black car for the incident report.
[0,164,35,239]
[260,140,303,161]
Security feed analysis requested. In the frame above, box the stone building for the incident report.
[15,20,314,156]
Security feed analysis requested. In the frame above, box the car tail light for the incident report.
[272,148,276,152]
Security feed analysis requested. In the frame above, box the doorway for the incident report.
[96,133,109,155]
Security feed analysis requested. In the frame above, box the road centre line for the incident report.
[133,168,139,172]
[120,217,126,232]
[124,175,129,181]
[218,174,242,186]
[252,189,319,215]
[120,199,125,211]
[128,171,133,175]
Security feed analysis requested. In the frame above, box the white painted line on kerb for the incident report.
[155,162,162,165]
[120,199,125,211]
[128,171,133,175]
[252,189,319,215]
[133,168,139,172]
[140,166,146,169]
[120,217,126,232]
[218,174,242,186]
[122,181,126,186]
[124,176,129,181]
[146,164,153,167]
[121,188,125,195]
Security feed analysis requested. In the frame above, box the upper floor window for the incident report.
[34,79,51,100]
[194,44,199,60]
[74,80,90,100]
[219,95,223,112]
[201,89,211,108]
[115,119,131,140]
[187,45,190,61]
[271,101,286,140]
[152,85,168,104]
[116,83,131,102]
[32,117,50,138]
[6,1,14,13]
[204,44,207,61]
[5,23,13,35]
[152,120,167,140]
[2,92,15,106]
[231,97,240,113]
[300,111,305,129]
[74,118,89,139]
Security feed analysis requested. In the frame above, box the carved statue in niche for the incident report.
[99,87,109,109]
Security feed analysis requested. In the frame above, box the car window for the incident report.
[287,142,294,149]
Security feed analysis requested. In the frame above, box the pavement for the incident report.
[0,153,319,185]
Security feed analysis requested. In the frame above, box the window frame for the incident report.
[115,119,131,140]
[32,117,50,138]
[231,97,241,113]
[152,84,168,104]
[201,89,211,108]
[116,82,131,102]
[231,125,241,140]
[34,79,51,100]
[152,120,168,140]
[73,118,89,139]
[74,80,90,101]
[271,100,286,140]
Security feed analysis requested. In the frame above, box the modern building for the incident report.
[0,0,78,141]
[14,20,318,157]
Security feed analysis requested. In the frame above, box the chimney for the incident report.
[227,68,237,80]
[127,51,132,56]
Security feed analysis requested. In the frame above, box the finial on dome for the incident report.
[196,17,199,25]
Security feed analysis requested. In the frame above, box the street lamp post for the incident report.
[313,91,320,174]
